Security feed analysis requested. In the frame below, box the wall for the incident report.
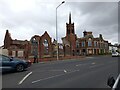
[0,48,8,56]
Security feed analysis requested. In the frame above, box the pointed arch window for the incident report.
[43,39,49,55]
[31,37,38,56]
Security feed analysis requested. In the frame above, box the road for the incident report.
[1,55,119,88]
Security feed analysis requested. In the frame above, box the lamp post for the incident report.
[56,1,65,60]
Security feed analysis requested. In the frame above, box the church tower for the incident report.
[66,12,75,36]
[65,12,77,56]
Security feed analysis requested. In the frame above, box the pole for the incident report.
[56,1,65,61]
[56,8,58,60]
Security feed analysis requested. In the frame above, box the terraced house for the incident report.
[78,31,109,55]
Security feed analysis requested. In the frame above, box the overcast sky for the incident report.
[0,0,118,46]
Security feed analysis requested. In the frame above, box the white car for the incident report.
[112,52,120,57]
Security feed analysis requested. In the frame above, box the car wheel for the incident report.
[16,64,24,72]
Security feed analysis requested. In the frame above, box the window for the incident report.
[82,41,85,47]
[31,37,38,55]
[43,39,48,47]
[97,42,99,47]
[76,50,80,55]
[59,45,63,49]
[94,41,97,47]
[43,39,49,55]
[76,40,79,48]
[105,43,108,48]
[88,40,92,46]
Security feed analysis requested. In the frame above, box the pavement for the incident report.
[1,55,119,88]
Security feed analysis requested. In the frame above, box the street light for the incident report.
[56,1,65,60]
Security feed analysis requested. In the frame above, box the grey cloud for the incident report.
[0,1,118,45]
[70,2,117,26]
[66,2,118,43]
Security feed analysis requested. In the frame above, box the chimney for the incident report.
[99,34,103,39]
[83,30,87,37]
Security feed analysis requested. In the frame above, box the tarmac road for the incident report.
[2,55,118,88]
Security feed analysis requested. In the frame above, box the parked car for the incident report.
[107,74,120,90]
[0,54,31,72]
[112,52,120,57]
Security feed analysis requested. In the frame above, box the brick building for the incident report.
[78,31,109,55]
[3,30,53,60]
[3,13,109,60]
[62,13,77,56]
[28,31,52,60]
[62,13,109,56]
[52,39,64,57]
[4,30,29,59]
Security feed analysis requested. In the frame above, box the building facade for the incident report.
[3,30,53,60]
[3,13,109,60]
[62,13,109,56]
[28,31,53,60]
[4,30,29,59]
[78,31,109,55]
[62,13,77,56]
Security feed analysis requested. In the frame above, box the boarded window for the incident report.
[18,51,23,57]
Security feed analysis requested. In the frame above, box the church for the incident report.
[3,30,53,60]
[62,13,109,56]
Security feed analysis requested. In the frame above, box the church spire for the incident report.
[66,12,75,36]
[69,12,71,24]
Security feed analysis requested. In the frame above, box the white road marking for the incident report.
[64,70,67,73]
[32,74,64,84]
[76,65,79,66]
[32,70,79,84]
[91,62,96,65]
[76,64,82,66]
[86,57,94,59]
[18,72,32,85]
[89,64,104,68]
[76,63,89,66]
